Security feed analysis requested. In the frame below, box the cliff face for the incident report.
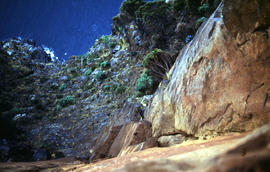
[145,1,270,139]
[1,0,270,171]
[1,0,214,162]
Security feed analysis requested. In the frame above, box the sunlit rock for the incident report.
[145,2,270,138]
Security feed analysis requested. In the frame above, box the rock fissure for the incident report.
[200,103,232,130]
[158,130,197,139]
[251,82,265,92]
[263,93,269,108]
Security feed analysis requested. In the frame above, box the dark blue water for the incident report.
[0,0,124,60]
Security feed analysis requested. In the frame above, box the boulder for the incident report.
[90,102,144,161]
[110,102,143,127]
[145,1,270,138]
[108,120,152,157]
[117,137,158,157]
[89,125,122,161]
[115,124,270,172]
[205,124,270,171]
[157,134,188,147]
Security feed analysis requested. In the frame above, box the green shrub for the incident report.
[95,71,106,81]
[172,0,201,13]
[142,49,176,87]
[143,48,163,68]
[172,0,185,12]
[59,95,75,107]
[56,94,63,99]
[84,69,92,76]
[56,105,62,111]
[115,84,126,94]
[135,1,171,24]
[103,85,111,91]
[58,83,67,91]
[198,3,209,13]
[120,0,145,16]
[108,41,117,48]
[99,35,117,48]
[196,17,208,28]
[86,53,98,65]
[136,71,153,96]
[100,35,110,44]
[213,0,221,8]
[100,61,110,69]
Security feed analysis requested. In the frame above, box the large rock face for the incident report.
[145,1,270,138]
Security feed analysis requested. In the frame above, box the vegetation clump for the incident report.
[100,35,117,48]
[135,1,171,25]
[120,0,145,16]
[136,70,153,96]
[143,48,175,81]
[136,48,176,96]
[58,95,75,107]
[95,71,106,81]
[196,17,208,28]
[172,0,201,13]
[84,68,92,76]
[58,83,67,91]
[115,84,126,94]
[100,61,110,69]
[143,48,163,68]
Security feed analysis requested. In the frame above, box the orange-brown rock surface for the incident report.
[1,1,270,171]
[90,102,153,161]
[1,124,269,172]
[108,120,152,157]
[145,1,270,138]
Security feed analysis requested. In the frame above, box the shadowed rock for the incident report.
[108,120,153,157]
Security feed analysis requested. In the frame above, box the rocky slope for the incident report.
[1,0,270,171]
[1,124,269,171]
[1,0,217,162]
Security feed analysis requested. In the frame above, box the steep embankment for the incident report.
[1,0,216,162]
[1,0,270,171]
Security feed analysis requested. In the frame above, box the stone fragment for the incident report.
[117,137,158,157]
[89,125,122,161]
[108,120,152,158]
[157,134,187,147]
[89,102,144,161]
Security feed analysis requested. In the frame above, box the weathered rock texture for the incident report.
[157,134,188,147]
[89,125,122,161]
[110,102,143,127]
[108,120,152,157]
[90,102,147,161]
[90,120,154,161]
[145,1,270,138]
[117,137,158,157]
[116,124,270,172]
[223,0,270,36]
[5,124,268,171]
